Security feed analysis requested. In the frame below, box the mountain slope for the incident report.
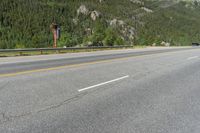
[0,0,200,48]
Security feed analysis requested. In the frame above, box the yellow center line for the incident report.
[0,49,196,78]
[0,54,153,78]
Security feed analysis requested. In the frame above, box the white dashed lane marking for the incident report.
[78,75,129,92]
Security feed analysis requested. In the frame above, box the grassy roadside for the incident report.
[0,46,147,57]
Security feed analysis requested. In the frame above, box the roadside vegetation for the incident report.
[0,0,200,49]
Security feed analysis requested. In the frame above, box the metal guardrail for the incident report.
[0,46,134,55]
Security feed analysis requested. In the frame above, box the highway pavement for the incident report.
[0,47,200,133]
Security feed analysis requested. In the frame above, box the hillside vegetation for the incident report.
[0,0,200,49]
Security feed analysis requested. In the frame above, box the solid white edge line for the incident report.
[78,75,129,92]
[187,56,199,60]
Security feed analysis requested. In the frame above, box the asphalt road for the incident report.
[0,47,197,75]
[0,47,200,133]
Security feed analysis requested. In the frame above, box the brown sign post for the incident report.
[50,23,59,48]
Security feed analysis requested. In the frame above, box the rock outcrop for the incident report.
[77,5,89,16]
[130,0,144,5]
[141,7,153,13]
[90,10,101,21]
[76,5,101,21]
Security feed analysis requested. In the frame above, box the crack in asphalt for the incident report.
[0,92,88,125]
